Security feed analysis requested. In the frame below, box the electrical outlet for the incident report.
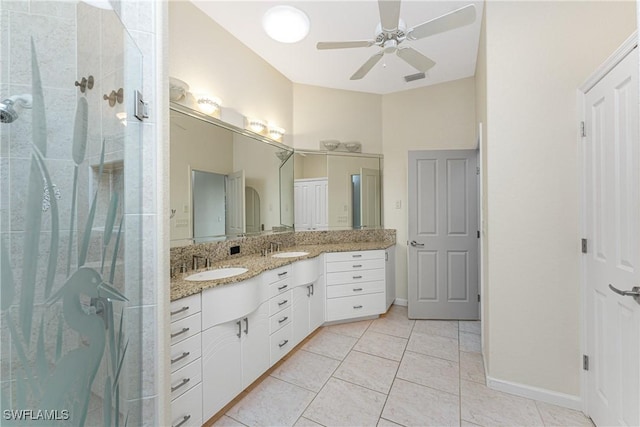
[395,200,402,209]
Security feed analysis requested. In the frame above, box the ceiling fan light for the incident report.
[263,6,310,43]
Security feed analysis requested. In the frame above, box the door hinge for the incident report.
[581,238,587,254]
[580,121,586,138]
[477,294,480,302]
[477,230,480,239]
[476,166,480,175]
[134,90,149,121]
[583,354,589,371]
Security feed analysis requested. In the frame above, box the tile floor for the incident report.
[214,305,593,427]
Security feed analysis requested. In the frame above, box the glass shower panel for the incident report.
[0,1,145,425]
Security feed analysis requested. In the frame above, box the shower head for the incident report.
[0,94,32,123]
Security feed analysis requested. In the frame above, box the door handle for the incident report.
[410,241,424,248]
[608,284,640,304]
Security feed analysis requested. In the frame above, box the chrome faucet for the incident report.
[192,255,205,270]
[269,242,282,253]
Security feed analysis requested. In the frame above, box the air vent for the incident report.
[404,72,426,82]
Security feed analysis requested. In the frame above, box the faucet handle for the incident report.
[180,263,187,273]
[205,258,211,268]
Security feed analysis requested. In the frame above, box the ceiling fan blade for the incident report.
[350,52,385,80]
[407,4,476,40]
[378,0,402,32]
[396,47,435,72]
[317,41,375,50]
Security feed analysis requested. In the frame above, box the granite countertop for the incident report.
[170,241,394,301]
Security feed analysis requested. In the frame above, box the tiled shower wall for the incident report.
[0,1,163,425]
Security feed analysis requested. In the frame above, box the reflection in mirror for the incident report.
[170,103,294,246]
[294,151,382,230]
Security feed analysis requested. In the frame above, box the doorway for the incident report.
[407,150,479,320]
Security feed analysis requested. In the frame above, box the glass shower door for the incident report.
[0,1,146,425]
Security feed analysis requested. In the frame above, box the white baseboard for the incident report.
[486,376,582,411]
[393,298,408,307]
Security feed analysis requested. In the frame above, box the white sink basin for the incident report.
[271,251,310,258]
[185,267,248,281]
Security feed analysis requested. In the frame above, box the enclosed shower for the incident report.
[0,1,156,425]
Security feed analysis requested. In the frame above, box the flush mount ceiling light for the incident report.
[262,5,310,43]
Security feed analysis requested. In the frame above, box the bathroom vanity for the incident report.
[168,237,395,427]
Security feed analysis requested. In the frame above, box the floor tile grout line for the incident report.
[402,348,462,365]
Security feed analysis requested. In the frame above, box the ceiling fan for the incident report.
[316,1,476,80]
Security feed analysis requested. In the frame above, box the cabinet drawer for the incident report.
[325,250,385,263]
[269,306,292,334]
[170,293,201,323]
[326,268,385,286]
[170,358,202,401]
[326,293,385,322]
[326,259,384,273]
[269,290,292,315]
[263,266,293,285]
[170,382,202,427]
[170,312,201,346]
[326,280,385,299]
[270,322,293,365]
[268,276,293,298]
[170,333,201,373]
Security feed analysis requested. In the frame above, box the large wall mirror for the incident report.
[170,102,294,246]
[294,150,382,231]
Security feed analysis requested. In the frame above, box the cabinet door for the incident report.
[242,302,270,388]
[309,275,326,332]
[385,246,396,310]
[294,182,311,230]
[291,285,310,347]
[311,180,328,230]
[201,320,242,421]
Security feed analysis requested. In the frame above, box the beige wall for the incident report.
[169,1,293,145]
[484,1,635,396]
[381,78,477,301]
[293,83,383,152]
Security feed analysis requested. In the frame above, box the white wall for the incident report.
[293,83,383,152]
[382,78,477,300]
[169,1,293,145]
[484,0,635,397]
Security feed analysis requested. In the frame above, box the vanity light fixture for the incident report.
[247,118,267,133]
[268,125,285,141]
[262,5,310,43]
[196,95,221,115]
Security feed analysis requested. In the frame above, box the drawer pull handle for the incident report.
[353,264,362,268]
[172,415,191,427]
[353,275,363,279]
[278,299,288,306]
[278,284,288,291]
[170,306,189,316]
[244,317,249,335]
[278,271,288,277]
[353,288,363,292]
[278,316,288,324]
[171,377,190,392]
[171,351,190,365]
[353,305,363,309]
[237,320,242,338]
[171,327,189,339]
[352,254,363,258]
[278,339,289,348]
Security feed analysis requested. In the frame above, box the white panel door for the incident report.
[225,170,245,235]
[408,150,479,319]
[294,182,311,231]
[584,47,640,427]
[311,179,328,230]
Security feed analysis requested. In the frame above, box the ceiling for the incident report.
[192,1,484,95]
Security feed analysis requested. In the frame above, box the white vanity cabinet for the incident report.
[325,250,386,321]
[291,257,326,347]
[169,293,203,427]
[200,276,270,421]
[385,245,396,310]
